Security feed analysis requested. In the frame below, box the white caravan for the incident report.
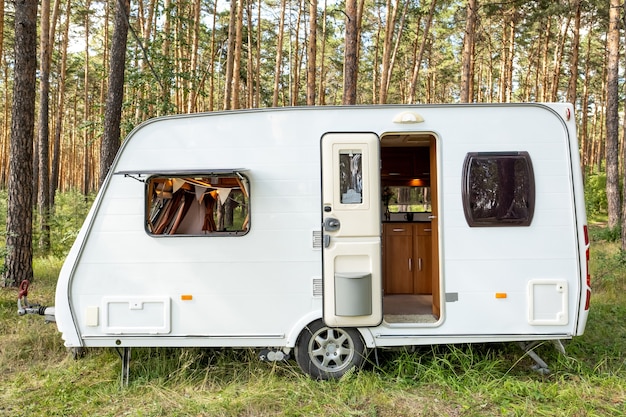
[53,103,590,380]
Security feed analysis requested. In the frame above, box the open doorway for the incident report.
[380,133,440,324]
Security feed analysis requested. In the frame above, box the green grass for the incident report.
[1,207,626,415]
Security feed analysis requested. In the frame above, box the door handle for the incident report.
[324,217,341,231]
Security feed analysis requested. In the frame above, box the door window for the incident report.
[339,150,363,204]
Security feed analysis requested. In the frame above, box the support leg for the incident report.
[117,347,131,387]
[518,342,550,375]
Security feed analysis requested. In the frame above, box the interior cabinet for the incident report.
[381,147,430,180]
[383,225,413,294]
[414,223,432,294]
[383,222,432,295]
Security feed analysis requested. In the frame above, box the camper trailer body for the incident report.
[55,103,590,377]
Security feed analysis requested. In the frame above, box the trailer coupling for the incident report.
[17,280,55,323]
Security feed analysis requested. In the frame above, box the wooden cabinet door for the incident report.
[384,225,413,294]
[414,223,432,294]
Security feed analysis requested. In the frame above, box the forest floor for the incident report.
[0,227,625,416]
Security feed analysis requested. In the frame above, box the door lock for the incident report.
[324,217,341,231]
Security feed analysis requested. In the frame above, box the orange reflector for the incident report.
[495,293,507,299]
[181,295,193,301]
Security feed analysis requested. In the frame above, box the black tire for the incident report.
[295,319,367,380]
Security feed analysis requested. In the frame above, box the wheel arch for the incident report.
[285,311,324,347]
[286,311,376,349]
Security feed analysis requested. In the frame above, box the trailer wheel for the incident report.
[295,319,366,380]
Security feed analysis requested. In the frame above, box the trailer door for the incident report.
[321,132,382,327]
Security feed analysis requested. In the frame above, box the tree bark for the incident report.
[232,0,244,109]
[224,0,237,109]
[51,0,72,206]
[460,0,477,103]
[3,0,38,288]
[37,0,52,252]
[291,0,304,105]
[318,0,327,105]
[550,15,571,101]
[161,0,172,111]
[255,0,262,107]
[0,0,5,186]
[408,0,436,103]
[606,0,621,229]
[0,0,4,81]
[566,0,580,105]
[100,0,130,187]
[499,8,515,103]
[384,0,409,103]
[343,0,358,104]
[246,0,254,108]
[307,0,317,105]
[378,0,398,104]
[82,0,91,195]
[621,1,626,250]
[273,0,287,107]
[209,0,218,110]
[187,0,201,113]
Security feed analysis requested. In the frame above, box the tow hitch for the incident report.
[17,280,55,323]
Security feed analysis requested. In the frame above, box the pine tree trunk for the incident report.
[255,0,262,107]
[306,0,317,105]
[83,1,91,195]
[100,0,130,187]
[606,0,621,229]
[1,62,8,186]
[378,0,398,104]
[0,0,4,82]
[246,0,254,108]
[540,19,551,101]
[621,1,626,250]
[566,0,581,105]
[408,0,436,103]
[187,0,201,113]
[37,0,52,252]
[3,0,38,288]
[550,15,571,101]
[343,0,358,104]
[385,0,408,102]
[291,0,303,106]
[232,0,243,109]
[318,0,327,105]
[224,0,237,109]
[460,0,477,103]
[580,19,593,175]
[209,0,218,111]
[50,0,72,206]
[273,0,287,107]
[162,0,172,110]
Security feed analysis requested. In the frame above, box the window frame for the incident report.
[462,151,535,227]
[144,170,250,237]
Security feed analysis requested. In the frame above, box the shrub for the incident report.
[585,172,607,218]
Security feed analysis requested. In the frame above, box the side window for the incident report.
[462,152,535,227]
[146,174,249,236]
